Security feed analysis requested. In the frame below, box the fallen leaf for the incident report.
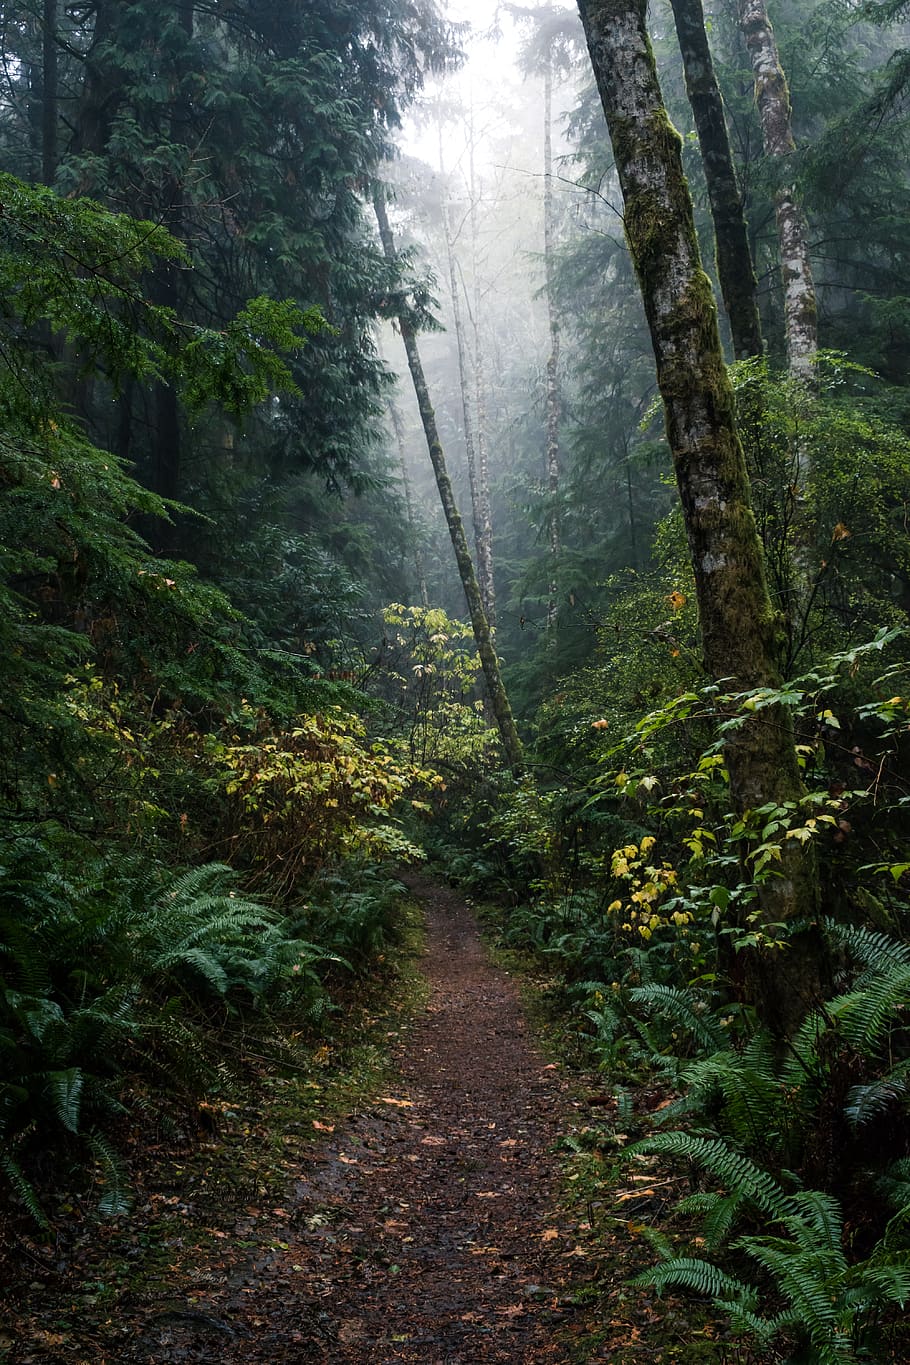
[541,1228,560,1242]
[379,1096,414,1108]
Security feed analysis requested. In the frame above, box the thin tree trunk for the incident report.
[624,437,640,569]
[374,189,524,773]
[576,0,824,1032]
[467,113,497,629]
[543,62,562,648]
[669,0,762,359]
[41,0,58,184]
[153,2,195,529]
[388,391,430,608]
[438,129,494,620]
[738,0,816,383]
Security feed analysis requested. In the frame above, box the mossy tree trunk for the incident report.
[576,0,825,1032]
[738,0,816,384]
[669,0,762,360]
[374,190,524,774]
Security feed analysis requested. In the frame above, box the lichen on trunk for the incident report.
[738,0,816,386]
[576,0,825,1032]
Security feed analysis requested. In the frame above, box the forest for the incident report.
[1,0,910,1361]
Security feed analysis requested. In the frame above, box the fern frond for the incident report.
[0,1151,49,1229]
[629,1132,792,1219]
[86,1131,131,1217]
[783,1190,846,1253]
[47,1067,83,1133]
[825,920,910,979]
[628,984,726,1054]
[631,1254,750,1302]
[829,966,910,1052]
[675,1189,744,1252]
[845,1069,910,1130]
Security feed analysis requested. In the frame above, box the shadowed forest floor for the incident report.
[2,875,735,1364]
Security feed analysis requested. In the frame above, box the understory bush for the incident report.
[445,628,910,1361]
[0,826,367,1224]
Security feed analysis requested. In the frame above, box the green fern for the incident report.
[632,1254,751,1302]
[629,1131,793,1220]
[828,967,910,1052]
[633,1132,910,1363]
[86,1132,131,1218]
[826,921,910,980]
[628,983,727,1054]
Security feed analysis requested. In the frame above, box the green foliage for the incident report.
[373,604,500,769]
[634,1168,910,1364]
[0,829,342,1220]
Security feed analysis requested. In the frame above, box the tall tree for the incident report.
[669,0,763,359]
[40,0,57,184]
[543,57,562,648]
[466,106,497,628]
[576,0,824,1031]
[436,118,496,621]
[374,188,524,772]
[738,0,816,382]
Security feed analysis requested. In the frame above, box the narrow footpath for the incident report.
[137,873,599,1363]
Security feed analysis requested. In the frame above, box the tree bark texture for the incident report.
[576,0,823,1030]
[738,0,816,382]
[543,63,562,648]
[374,191,524,773]
[669,0,762,359]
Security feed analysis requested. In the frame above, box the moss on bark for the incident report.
[577,0,825,1031]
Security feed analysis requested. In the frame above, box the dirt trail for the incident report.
[7,875,606,1364]
[273,870,593,1363]
[173,872,598,1364]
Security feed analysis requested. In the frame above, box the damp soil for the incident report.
[2,874,730,1364]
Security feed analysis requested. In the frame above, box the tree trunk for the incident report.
[387,389,430,608]
[543,62,562,649]
[152,2,195,530]
[467,114,497,629]
[374,190,524,773]
[438,134,494,621]
[71,0,125,167]
[738,0,816,383]
[41,0,58,185]
[669,0,762,359]
[576,0,824,1032]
